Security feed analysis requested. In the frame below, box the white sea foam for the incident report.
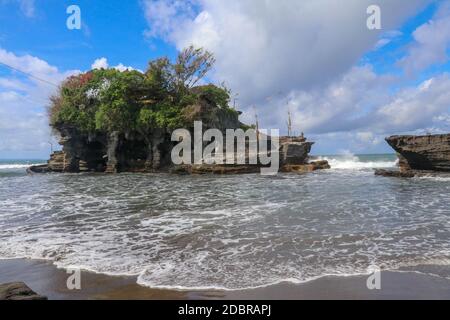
[0,163,44,170]
[0,168,449,290]
[318,154,397,170]
[415,176,450,182]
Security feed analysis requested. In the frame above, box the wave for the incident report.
[414,175,450,182]
[0,163,44,170]
[317,154,397,170]
[0,255,387,292]
[1,253,447,292]
[1,163,448,291]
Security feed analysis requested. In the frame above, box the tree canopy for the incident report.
[49,46,237,135]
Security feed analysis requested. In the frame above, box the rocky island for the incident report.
[376,133,450,178]
[29,47,328,175]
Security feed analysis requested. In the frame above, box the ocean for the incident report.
[0,154,449,290]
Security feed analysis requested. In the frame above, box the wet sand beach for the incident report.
[1,259,449,300]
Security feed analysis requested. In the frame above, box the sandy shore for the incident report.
[1,258,449,300]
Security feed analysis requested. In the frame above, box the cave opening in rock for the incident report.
[83,140,107,172]
[117,138,148,172]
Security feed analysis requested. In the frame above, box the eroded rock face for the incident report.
[31,137,324,175]
[169,144,328,175]
[35,97,246,174]
[386,134,450,172]
[31,94,322,175]
[280,142,314,165]
[375,169,450,178]
[281,160,331,173]
[374,169,416,178]
[189,164,262,175]
[47,125,108,173]
[182,99,244,132]
[0,282,47,300]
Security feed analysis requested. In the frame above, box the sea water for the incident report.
[0,154,449,290]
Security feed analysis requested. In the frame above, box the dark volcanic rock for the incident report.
[40,97,245,174]
[27,164,50,174]
[190,164,262,175]
[375,169,416,178]
[0,282,47,300]
[34,93,321,175]
[386,134,450,172]
[281,160,331,173]
[169,143,327,175]
[280,142,314,165]
[182,98,244,132]
[375,169,450,179]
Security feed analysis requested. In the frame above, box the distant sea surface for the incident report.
[0,159,45,177]
[0,154,449,290]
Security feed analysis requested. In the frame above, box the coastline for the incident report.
[1,154,449,300]
[1,258,449,300]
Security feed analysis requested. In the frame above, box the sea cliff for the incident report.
[376,133,450,177]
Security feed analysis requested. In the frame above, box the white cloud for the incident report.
[376,74,450,132]
[0,77,28,91]
[18,0,35,17]
[0,89,54,155]
[238,64,395,135]
[139,0,450,153]
[0,49,147,157]
[91,57,109,70]
[280,68,450,137]
[433,113,450,126]
[143,0,430,105]
[114,63,137,72]
[0,48,57,78]
[237,61,450,153]
[91,57,140,72]
[142,0,198,40]
[400,2,450,74]
[356,131,383,146]
[0,48,80,157]
[1,1,448,157]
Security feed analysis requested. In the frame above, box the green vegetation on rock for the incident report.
[49,46,238,135]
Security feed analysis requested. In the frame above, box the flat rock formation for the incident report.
[375,169,450,179]
[177,164,262,175]
[281,160,331,173]
[387,134,450,171]
[0,282,47,300]
[377,133,450,178]
[374,169,416,178]
[31,95,249,175]
[27,164,50,174]
[30,128,328,175]
[170,158,330,175]
[280,141,313,165]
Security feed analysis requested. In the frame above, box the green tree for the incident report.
[95,70,146,133]
[49,46,237,137]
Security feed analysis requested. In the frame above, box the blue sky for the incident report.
[1,0,450,158]
[0,1,176,72]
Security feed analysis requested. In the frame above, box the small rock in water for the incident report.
[281,160,331,173]
[0,282,47,300]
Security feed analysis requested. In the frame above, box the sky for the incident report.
[0,0,449,158]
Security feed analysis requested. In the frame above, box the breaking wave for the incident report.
[317,154,398,170]
[0,164,43,170]
[0,169,449,290]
